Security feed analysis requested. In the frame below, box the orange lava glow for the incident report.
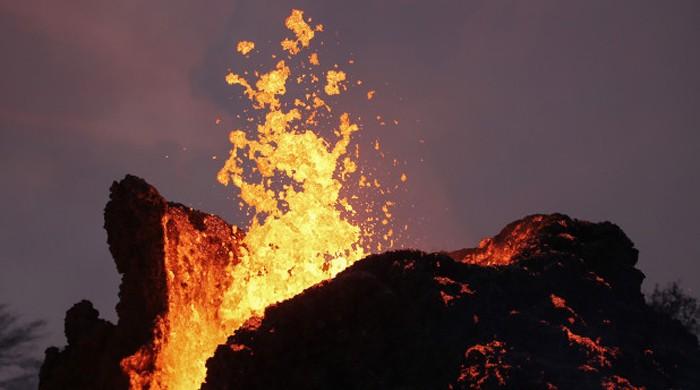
[236,40,255,55]
[120,9,400,390]
[458,215,561,266]
[435,276,474,305]
[550,294,567,309]
[458,340,511,386]
[561,325,619,369]
[120,207,244,390]
[601,375,645,390]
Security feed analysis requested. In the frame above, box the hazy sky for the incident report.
[1,0,699,352]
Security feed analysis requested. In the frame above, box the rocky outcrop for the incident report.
[39,176,700,389]
[40,300,126,389]
[39,175,243,389]
[203,214,700,389]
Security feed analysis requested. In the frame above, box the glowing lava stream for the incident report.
[120,9,400,390]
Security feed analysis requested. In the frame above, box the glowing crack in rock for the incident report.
[457,340,512,387]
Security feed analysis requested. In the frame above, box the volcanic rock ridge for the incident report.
[39,175,700,389]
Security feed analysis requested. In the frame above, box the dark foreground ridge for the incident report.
[40,175,700,389]
[202,215,699,389]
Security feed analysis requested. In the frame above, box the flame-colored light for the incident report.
[324,70,347,96]
[309,52,320,66]
[216,7,367,325]
[236,40,255,55]
[280,9,320,55]
[120,9,400,390]
[120,210,243,390]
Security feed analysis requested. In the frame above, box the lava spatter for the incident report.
[119,8,401,390]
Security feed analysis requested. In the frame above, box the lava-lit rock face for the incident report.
[39,175,243,389]
[40,176,700,389]
[203,215,700,389]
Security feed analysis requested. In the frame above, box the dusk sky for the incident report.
[1,0,699,354]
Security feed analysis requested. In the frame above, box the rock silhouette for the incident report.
[40,176,700,389]
[202,214,699,389]
[39,175,243,389]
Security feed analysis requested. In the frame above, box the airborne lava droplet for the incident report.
[236,40,255,55]
[324,69,347,95]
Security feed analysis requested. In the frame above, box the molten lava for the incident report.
[119,9,400,390]
[119,210,243,390]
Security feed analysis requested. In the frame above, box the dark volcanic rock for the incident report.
[39,175,242,390]
[39,176,700,389]
[203,214,700,389]
[40,174,169,390]
[40,300,126,389]
[105,174,169,354]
